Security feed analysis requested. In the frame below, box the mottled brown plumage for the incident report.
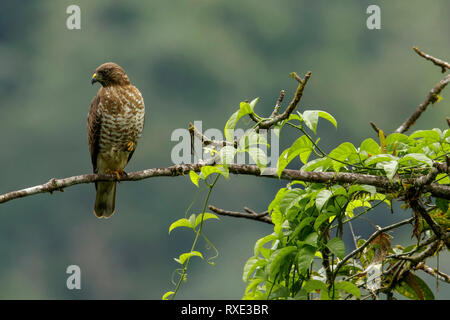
[87,62,145,218]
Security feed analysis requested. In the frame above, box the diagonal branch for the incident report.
[413,46,450,73]
[394,73,450,133]
[415,262,450,284]
[334,218,414,275]
[256,71,312,129]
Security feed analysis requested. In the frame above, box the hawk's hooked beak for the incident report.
[91,73,99,85]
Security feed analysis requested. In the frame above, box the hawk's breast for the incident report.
[96,85,145,170]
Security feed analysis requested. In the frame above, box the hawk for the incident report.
[87,62,145,218]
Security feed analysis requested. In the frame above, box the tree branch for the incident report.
[413,46,450,73]
[408,198,450,248]
[394,73,450,133]
[188,122,235,149]
[415,262,450,284]
[2,163,450,205]
[208,205,273,225]
[257,71,312,129]
[334,218,414,275]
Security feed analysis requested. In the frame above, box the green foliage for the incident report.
[168,87,450,300]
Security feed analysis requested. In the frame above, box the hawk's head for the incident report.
[91,62,131,87]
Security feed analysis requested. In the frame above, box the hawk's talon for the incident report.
[126,141,136,152]
[107,169,126,181]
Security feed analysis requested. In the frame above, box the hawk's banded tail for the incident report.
[94,182,116,218]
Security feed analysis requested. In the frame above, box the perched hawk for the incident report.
[87,63,145,218]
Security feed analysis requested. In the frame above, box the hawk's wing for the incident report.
[87,93,102,173]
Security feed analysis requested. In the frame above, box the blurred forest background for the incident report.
[0,0,448,299]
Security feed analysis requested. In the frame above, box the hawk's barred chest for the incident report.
[97,85,145,151]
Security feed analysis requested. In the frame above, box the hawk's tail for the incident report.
[94,182,116,218]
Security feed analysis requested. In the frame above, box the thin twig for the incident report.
[334,218,414,274]
[189,123,235,148]
[413,46,450,73]
[394,73,450,133]
[257,71,312,129]
[208,205,272,225]
[416,262,450,284]
[369,121,381,135]
[408,198,450,248]
[269,90,286,118]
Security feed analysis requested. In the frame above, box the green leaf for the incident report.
[293,289,308,300]
[290,217,316,240]
[277,136,313,177]
[318,111,338,129]
[314,211,333,230]
[346,199,371,217]
[194,213,219,229]
[412,274,435,300]
[326,237,346,259]
[335,281,361,299]
[188,213,196,228]
[303,232,319,247]
[316,189,333,212]
[279,188,305,215]
[364,154,398,166]
[189,170,201,187]
[254,233,278,256]
[436,173,450,184]
[302,157,332,172]
[303,279,327,292]
[348,184,377,196]
[178,251,204,265]
[399,153,433,167]
[436,198,449,212]
[395,273,435,300]
[248,147,267,171]
[290,135,314,164]
[169,218,193,234]
[301,110,336,133]
[297,245,316,274]
[360,138,381,156]
[268,188,287,213]
[385,133,410,146]
[224,99,259,141]
[277,136,312,177]
[267,246,297,279]
[277,149,290,178]
[219,146,237,165]
[410,130,441,143]
[268,286,290,300]
[302,110,319,134]
[329,142,357,172]
[243,257,266,282]
[239,130,269,150]
[379,160,399,181]
[200,165,229,179]
[244,278,265,296]
[162,291,175,300]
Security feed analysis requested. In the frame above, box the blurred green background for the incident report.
[0,0,448,299]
